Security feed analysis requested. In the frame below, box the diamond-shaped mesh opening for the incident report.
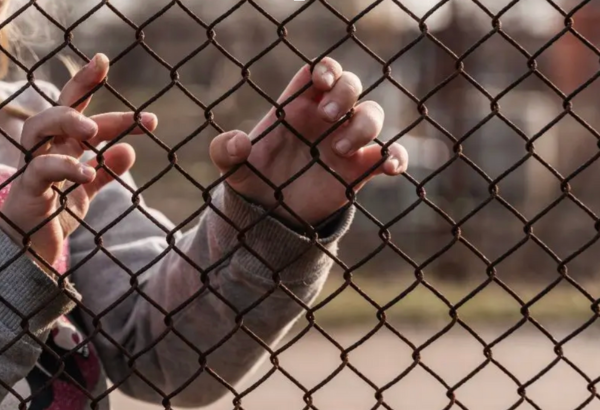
[0,0,600,409]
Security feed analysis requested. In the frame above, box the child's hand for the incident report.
[0,54,157,269]
[209,57,408,227]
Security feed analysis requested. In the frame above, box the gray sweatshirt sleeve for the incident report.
[0,79,82,404]
[68,172,354,407]
[0,233,79,403]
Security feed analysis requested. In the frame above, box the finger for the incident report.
[311,57,343,93]
[209,130,252,183]
[318,71,363,122]
[20,155,96,198]
[278,57,344,103]
[21,106,98,154]
[58,53,110,112]
[83,143,136,200]
[357,142,409,180]
[87,112,158,147]
[332,101,384,157]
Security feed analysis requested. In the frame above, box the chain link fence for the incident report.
[0,0,600,408]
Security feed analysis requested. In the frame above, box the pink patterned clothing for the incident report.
[0,166,102,410]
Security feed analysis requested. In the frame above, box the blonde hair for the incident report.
[0,0,78,120]
[0,0,10,80]
[0,0,33,119]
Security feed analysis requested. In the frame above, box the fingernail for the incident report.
[335,139,352,156]
[90,53,108,72]
[323,72,335,88]
[388,156,401,173]
[140,112,157,127]
[85,56,96,70]
[323,101,340,120]
[80,164,96,179]
[227,137,239,157]
[88,54,100,69]
[316,64,334,87]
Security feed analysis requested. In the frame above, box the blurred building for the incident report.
[36,0,600,282]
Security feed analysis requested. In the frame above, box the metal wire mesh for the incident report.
[0,0,599,409]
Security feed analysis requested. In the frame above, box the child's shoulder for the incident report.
[0,79,61,115]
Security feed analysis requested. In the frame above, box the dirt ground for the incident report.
[109,320,600,410]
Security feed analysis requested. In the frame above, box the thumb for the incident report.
[83,143,136,200]
[209,130,252,183]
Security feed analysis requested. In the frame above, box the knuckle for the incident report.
[61,108,95,136]
[60,107,83,125]
[21,108,54,143]
[57,154,79,169]
[31,154,76,174]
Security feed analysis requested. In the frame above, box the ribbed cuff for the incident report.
[210,183,355,284]
[0,233,81,337]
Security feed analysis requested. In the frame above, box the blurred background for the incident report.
[7,0,600,408]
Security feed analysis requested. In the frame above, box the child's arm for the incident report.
[67,56,408,407]
[66,56,407,407]
[0,57,159,403]
[0,233,78,403]
[68,171,353,407]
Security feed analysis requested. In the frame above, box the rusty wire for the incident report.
[0,0,598,409]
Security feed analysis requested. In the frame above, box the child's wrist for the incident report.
[0,220,61,277]
[230,187,347,238]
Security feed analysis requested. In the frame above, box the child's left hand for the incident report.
[0,54,157,269]
[209,57,408,227]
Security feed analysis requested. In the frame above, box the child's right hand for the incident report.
[0,54,157,271]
